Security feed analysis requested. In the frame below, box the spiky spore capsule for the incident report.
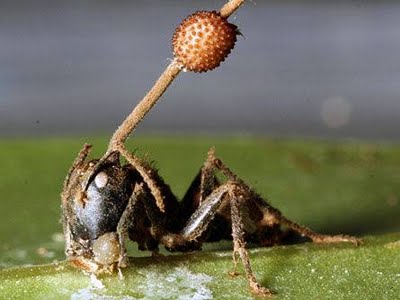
[172,11,238,73]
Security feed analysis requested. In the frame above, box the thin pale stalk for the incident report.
[219,0,246,18]
[107,62,180,151]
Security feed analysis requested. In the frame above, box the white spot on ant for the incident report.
[94,172,108,188]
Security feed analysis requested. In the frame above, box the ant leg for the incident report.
[268,207,362,245]
[198,147,220,202]
[181,148,220,220]
[62,143,92,201]
[172,181,274,296]
[207,151,362,246]
[230,186,274,296]
[116,184,143,269]
[179,184,232,242]
[115,143,179,215]
[62,144,92,254]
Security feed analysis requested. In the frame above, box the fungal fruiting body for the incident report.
[172,11,238,73]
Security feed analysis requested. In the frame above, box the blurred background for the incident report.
[1,0,399,140]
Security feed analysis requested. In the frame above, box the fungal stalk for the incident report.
[106,0,245,155]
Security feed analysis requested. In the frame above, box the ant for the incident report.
[60,2,361,296]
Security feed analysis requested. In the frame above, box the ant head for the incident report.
[61,145,134,273]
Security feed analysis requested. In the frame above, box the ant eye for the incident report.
[94,171,108,188]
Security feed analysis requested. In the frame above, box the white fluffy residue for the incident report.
[90,274,105,289]
[70,274,135,300]
[138,266,213,300]
[69,267,212,300]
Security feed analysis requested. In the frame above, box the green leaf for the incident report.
[1,234,400,299]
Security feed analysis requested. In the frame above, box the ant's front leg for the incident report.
[115,143,173,214]
[115,184,143,270]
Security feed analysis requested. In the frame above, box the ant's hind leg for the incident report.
[207,150,362,246]
[180,147,220,220]
[230,187,274,296]
[270,208,362,245]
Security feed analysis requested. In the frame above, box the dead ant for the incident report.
[60,2,361,296]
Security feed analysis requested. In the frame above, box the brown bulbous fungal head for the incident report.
[172,10,238,73]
